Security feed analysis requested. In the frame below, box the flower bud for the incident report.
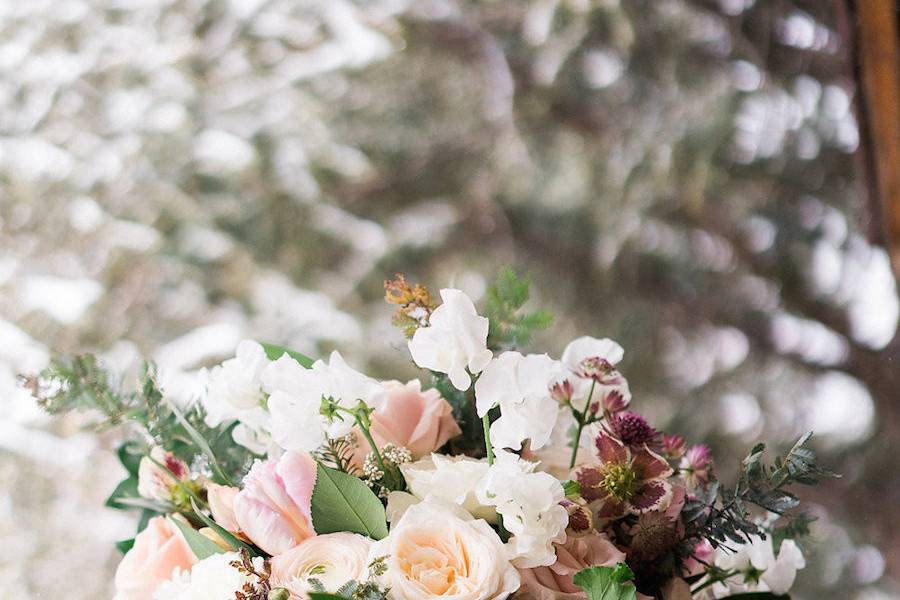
[137,447,189,503]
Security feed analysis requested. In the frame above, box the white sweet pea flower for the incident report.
[475,451,568,568]
[262,350,383,452]
[475,352,565,451]
[561,336,624,377]
[202,340,273,454]
[153,551,266,600]
[713,535,806,597]
[408,288,493,391]
[399,453,496,522]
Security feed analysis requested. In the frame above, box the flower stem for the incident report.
[482,413,494,465]
[354,410,391,482]
[568,380,596,469]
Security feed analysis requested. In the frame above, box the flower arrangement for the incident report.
[25,270,835,600]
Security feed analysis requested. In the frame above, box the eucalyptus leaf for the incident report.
[310,462,388,540]
[261,342,315,368]
[170,516,227,560]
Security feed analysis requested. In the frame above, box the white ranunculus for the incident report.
[408,288,493,391]
[475,352,565,451]
[370,500,520,600]
[262,350,383,452]
[153,552,265,600]
[475,451,568,568]
[561,336,624,373]
[400,453,496,522]
[202,340,272,454]
[714,535,806,597]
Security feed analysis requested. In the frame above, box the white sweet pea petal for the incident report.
[400,453,496,522]
[763,539,806,595]
[262,351,383,452]
[714,534,805,597]
[561,336,624,372]
[475,451,567,568]
[267,390,325,452]
[202,340,273,454]
[408,288,492,391]
[475,352,565,451]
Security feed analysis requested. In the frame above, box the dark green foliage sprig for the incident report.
[484,268,553,351]
[24,354,255,485]
[682,432,837,550]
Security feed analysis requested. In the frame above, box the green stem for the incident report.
[482,413,494,465]
[347,406,397,488]
[690,570,738,594]
[568,380,597,469]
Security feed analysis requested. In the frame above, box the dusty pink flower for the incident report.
[661,435,686,460]
[550,380,575,404]
[233,451,317,555]
[114,516,197,600]
[600,387,630,413]
[362,379,461,459]
[572,433,673,520]
[680,444,713,488]
[518,531,626,600]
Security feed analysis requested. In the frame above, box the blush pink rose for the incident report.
[233,451,318,555]
[114,516,197,600]
[518,531,626,600]
[358,380,461,460]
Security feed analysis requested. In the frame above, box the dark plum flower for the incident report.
[572,433,673,520]
[609,411,658,448]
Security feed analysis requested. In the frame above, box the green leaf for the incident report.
[166,400,233,486]
[310,462,388,540]
[562,479,581,499]
[308,594,351,600]
[572,564,638,600]
[261,342,315,368]
[170,516,228,560]
[189,498,257,555]
[105,475,139,509]
[115,538,135,554]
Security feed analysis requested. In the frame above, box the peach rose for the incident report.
[207,483,241,533]
[370,501,520,600]
[518,532,625,600]
[233,451,317,555]
[356,380,461,461]
[114,516,197,600]
[271,533,372,598]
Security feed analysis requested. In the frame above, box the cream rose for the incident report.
[271,533,372,598]
[370,501,520,600]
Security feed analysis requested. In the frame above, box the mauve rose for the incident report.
[233,451,317,555]
[518,531,625,600]
[114,516,197,600]
[356,380,461,460]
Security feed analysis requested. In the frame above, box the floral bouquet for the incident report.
[26,271,835,600]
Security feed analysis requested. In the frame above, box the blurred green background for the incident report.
[0,0,897,598]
